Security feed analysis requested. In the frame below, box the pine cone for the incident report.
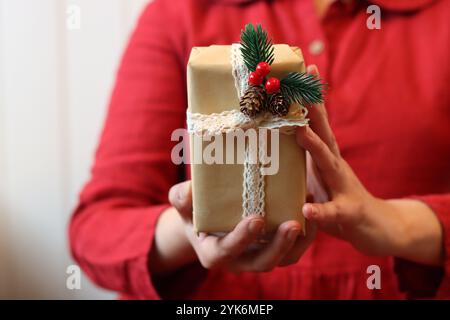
[240,86,266,117]
[267,93,289,117]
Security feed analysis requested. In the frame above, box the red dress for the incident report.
[69,0,450,299]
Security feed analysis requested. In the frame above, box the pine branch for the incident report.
[280,72,325,106]
[240,24,274,71]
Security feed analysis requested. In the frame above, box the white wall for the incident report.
[0,0,150,299]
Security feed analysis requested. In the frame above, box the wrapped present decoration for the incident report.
[187,24,324,233]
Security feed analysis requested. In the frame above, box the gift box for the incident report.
[186,26,322,234]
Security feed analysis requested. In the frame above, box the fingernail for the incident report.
[302,204,316,219]
[287,228,301,241]
[178,182,190,199]
[248,219,264,235]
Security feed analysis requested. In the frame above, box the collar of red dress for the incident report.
[214,0,438,12]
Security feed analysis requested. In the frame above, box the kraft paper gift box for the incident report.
[187,44,307,234]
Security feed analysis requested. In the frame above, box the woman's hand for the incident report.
[149,181,316,276]
[297,65,444,266]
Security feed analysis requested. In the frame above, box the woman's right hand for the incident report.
[150,180,316,276]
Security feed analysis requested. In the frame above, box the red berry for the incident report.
[248,71,264,86]
[265,77,280,94]
[256,62,271,77]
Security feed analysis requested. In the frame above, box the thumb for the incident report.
[168,181,193,221]
[302,202,341,225]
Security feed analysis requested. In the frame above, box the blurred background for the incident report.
[0,0,150,299]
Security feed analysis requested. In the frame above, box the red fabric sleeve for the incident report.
[394,194,450,299]
[68,0,187,299]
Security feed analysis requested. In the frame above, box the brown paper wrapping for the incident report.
[187,44,306,234]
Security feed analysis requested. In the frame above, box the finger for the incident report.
[297,126,343,185]
[233,221,302,272]
[306,152,329,203]
[302,201,351,226]
[279,220,317,266]
[168,181,192,221]
[217,215,264,255]
[303,65,340,156]
[196,215,264,269]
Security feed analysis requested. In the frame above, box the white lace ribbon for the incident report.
[187,44,309,218]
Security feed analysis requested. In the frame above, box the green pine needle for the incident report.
[280,72,325,106]
[240,24,274,71]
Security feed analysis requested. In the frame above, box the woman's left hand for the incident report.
[297,65,444,266]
